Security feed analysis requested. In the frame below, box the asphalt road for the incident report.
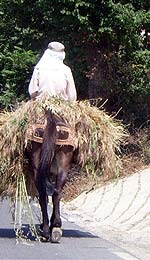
[0,198,140,260]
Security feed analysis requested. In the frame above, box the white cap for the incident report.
[48,41,65,52]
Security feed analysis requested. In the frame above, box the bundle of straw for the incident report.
[0,96,127,197]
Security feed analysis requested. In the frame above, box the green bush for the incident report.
[0,47,39,109]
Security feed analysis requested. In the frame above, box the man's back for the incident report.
[28,42,77,101]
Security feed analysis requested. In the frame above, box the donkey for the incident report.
[28,110,77,242]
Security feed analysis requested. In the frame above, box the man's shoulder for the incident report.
[34,66,39,71]
[62,63,72,73]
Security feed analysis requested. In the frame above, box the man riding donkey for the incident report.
[28,41,77,101]
[28,42,78,242]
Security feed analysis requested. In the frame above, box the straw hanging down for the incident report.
[14,173,39,241]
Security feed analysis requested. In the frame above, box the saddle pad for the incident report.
[27,123,77,149]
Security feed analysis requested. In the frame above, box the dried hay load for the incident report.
[0,96,127,197]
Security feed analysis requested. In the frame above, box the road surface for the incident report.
[0,198,141,260]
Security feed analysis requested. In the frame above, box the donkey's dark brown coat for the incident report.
[28,111,76,242]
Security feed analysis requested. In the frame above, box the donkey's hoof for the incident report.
[38,226,50,242]
[40,235,50,242]
[51,227,62,243]
[39,232,50,242]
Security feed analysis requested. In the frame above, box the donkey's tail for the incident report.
[39,110,57,178]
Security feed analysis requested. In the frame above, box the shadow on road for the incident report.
[0,225,97,240]
[63,228,98,238]
[0,228,15,238]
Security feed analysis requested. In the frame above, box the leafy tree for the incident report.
[0,0,150,126]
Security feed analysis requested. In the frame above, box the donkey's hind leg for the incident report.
[35,174,50,241]
[29,142,50,241]
[50,169,67,243]
[50,146,74,242]
[39,191,50,241]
